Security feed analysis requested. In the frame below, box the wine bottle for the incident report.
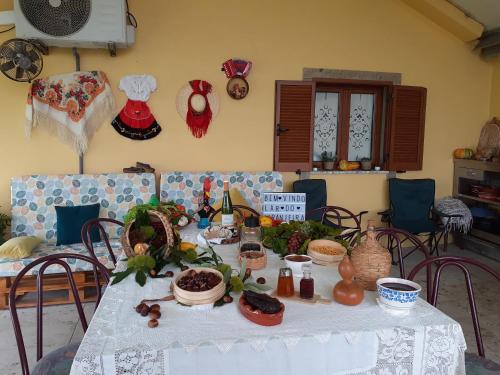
[197,177,214,229]
[221,181,234,227]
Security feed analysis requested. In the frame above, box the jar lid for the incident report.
[244,215,260,228]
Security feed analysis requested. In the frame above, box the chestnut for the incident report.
[256,277,266,284]
[165,271,174,278]
[149,310,161,319]
[140,305,150,317]
[223,295,233,304]
[148,319,159,328]
[150,304,160,312]
[135,303,148,313]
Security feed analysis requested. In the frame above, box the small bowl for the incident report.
[284,254,313,277]
[376,277,421,309]
[239,295,285,326]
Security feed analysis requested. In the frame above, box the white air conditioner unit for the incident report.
[0,0,135,50]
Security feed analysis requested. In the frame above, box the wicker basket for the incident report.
[307,239,346,265]
[350,220,391,291]
[173,268,226,305]
[121,210,176,258]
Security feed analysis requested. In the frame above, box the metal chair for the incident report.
[209,205,260,222]
[81,218,124,265]
[9,253,111,375]
[357,227,432,301]
[307,205,367,243]
[378,178,462,256]
[408,256,500,373]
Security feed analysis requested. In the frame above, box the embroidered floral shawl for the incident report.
[26,71,115,155]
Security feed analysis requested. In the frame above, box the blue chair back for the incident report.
[292,179,326,221]
[389,178,435,233]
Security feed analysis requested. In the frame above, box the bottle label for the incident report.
[221,214,234,227]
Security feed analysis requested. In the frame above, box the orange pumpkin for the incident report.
[453,148,474,159]
[339,160,361,171]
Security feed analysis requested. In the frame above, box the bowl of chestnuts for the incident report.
[173,267,225,306]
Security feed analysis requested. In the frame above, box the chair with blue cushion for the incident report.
[379,178,460,256]
[9,253,110,375]
[408,256,500,374]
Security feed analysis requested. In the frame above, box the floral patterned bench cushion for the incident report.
[0,240,122,277]
[159,171,283,214]
[11,173,156,243]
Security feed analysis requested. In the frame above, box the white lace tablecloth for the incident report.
[71,225,466,375]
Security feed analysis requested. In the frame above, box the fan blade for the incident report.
[15,42,27,55]
[0,61,15,72]
[15,66,24,80]
[27,48,39,61]
[26,63,39,75]
[0,45,15,60]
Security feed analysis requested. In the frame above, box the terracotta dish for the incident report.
[238,295,285,326]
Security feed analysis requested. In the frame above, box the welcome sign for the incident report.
[262,192,306,221]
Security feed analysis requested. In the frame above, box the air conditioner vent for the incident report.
[19,0,91,37]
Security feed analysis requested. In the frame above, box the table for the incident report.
[71,225,466,375]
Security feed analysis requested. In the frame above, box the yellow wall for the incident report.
[491,57,500,118]
[0,0,493,224]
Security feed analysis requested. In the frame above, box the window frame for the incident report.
[312,79,389,169]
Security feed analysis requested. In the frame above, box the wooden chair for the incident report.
[408,256,500,373]
[307,205,367,243]
[209,205,260,223]
[9,253,111,375]
[81,218,124,265]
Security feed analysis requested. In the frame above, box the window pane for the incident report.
[348,93,374,161]
[313,92,339,161]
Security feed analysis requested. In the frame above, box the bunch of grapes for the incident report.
[287,231,306,254]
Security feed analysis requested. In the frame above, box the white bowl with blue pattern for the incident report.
[376,277,421,309]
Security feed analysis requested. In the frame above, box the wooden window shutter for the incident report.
[274,81,315,172]
[385,85,427,171]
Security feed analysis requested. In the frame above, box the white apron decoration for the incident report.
[111,75,162,140]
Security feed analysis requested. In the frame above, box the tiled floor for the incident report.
[0,245,498,374]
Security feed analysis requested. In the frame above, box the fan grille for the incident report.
[20,0,91,37]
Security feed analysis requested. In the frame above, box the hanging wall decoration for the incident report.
[176,80,219,138]
[26,71,115,155]
[221,59,252,100]
[111,75,161,140]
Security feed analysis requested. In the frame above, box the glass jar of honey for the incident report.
[277,267,294,297]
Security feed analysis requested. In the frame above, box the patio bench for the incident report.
[159,171,284,214]
[0,173,156,308]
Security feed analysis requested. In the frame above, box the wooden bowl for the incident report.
[238,295,285,326]
[173,267,225,306]
[308,239,346,264]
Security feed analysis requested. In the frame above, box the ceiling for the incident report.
[448,0,500,31]
[448,0,500,57]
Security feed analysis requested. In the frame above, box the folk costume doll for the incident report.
[112,75,161,140]
[176,80,219,138]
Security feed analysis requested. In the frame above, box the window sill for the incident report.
[309,169,389,175]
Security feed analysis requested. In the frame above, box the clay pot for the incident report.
[350,220,392,291]
[333,255,364,306]
[238,295,285,326]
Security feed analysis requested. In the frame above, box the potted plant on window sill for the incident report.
[360,158,372,171]
[321,151,336,171]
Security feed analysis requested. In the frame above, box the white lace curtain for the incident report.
[348,93,374,161]
[313,92,339,161]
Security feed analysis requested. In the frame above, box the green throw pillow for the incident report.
[0,236,41,259]
[55,204,100,246]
